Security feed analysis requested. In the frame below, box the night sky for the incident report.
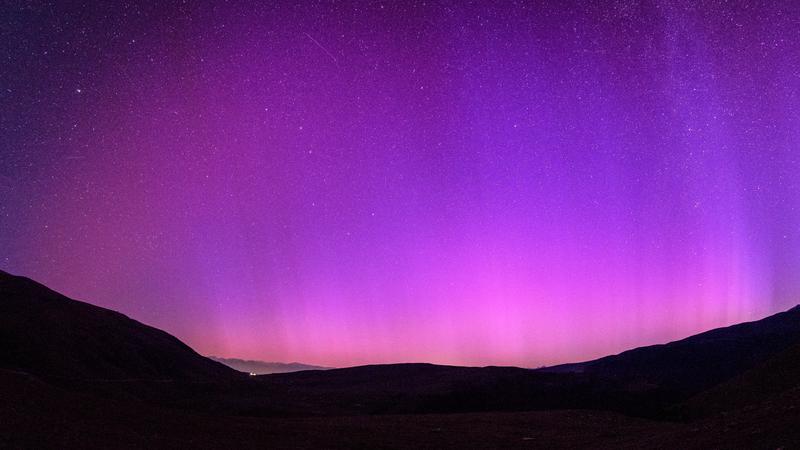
[1,1,799,367]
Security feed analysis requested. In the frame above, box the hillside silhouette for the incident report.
[0,270,236,381]
[1,270,799,448]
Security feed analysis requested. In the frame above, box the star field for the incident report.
[1,0,799,367]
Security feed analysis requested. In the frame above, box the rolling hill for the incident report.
[0,270,237,381]
[2,269,800,447]
[540,305,800,399]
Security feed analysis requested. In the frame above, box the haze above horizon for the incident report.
[1,1,799,367]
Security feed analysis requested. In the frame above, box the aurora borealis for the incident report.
[1,1,799,367]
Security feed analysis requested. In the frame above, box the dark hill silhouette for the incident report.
[240,305,800,417]
[539,305,800,401]
[2,270,800,447]
[0,270,237,381]
[679,340,800,418]
[229,305,800,418]
[3,268,800,417]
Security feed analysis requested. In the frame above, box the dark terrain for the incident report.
[0,271,236,381]
[1,269,799,448]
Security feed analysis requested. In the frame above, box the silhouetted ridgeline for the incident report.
[0,270,237,381]
[2,269,800,448]
[539,304,800,408]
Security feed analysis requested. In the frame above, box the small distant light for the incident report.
[249,372,257,376]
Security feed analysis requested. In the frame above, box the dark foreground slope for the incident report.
[680,341,800,418]
[0,367,682,449]
[3,362,798,449]
[0,270,237,381]
[541,305,800,402]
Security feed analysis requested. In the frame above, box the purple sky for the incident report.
[2,1,799,367]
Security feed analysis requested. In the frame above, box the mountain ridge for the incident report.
[2,270,800,447]
[0,269,238,381]
[539,304,800,391]
[2,269,800,418]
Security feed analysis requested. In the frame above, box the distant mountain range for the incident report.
[209,357,330,374]
[2,268,800,448]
